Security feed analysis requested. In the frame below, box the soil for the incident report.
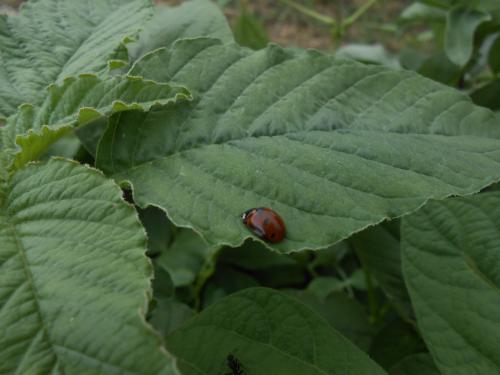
[1,0,412,51]
[158,0,412,51]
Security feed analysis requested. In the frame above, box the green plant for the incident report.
[1,0,499,374]
[279,0,379,46]
[399,0,500,92]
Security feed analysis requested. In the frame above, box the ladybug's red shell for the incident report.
[241,207,286,243]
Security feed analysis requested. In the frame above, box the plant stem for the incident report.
[193,248,219,311]
[349,237,379,320]
[342,0,378,30]
[279,0,336,26]
[363,266,378,323]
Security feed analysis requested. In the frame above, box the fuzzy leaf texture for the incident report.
[0,0,154,119]
[0,74,190,170]
[402,192,500,375]
[96,38,500,253]
[167,287,388,375]
[0,158,178,374]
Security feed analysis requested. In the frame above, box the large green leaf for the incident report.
[97,37,500,253]
[389,354,440,375]
[0,74,189,170]
[0,0,154,119]
[139,205,177,257]
[369,319,426,370]
[288,290,374,352]
[444,6,491,66]
[128,0,233,64]
[0,158,178,374]
[402,192,500,375]
[167,287,387,375]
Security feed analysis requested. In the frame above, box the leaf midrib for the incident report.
[3,217,59,373]
[111,128,498,191]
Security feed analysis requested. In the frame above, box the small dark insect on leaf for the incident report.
[225,354,244,375]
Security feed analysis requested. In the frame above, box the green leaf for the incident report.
[389,354,440,375]
[150,298,194,338]
[233,11,269,50]
[153,262,175,300]
[41,132,82,161]
[201,264,260,307]
[417,52,462,86]
[470,79,500,111]
[288,290,374,352]
[402,192,500,375]
[0,0,154,118]
[1,74,189,170]
[139,205,177,257]
[399,3,447,23]
[336,44,401,68]
[444,6,492,66]
[128,0,232,65]
[352,222,413,319]
[168,287,387,374]
[369,319,426,370]
[488,35,500,73]
[307,271,368,299]
[307,276,348,299]
[97,38,500,253]
[309,241,350,269]
[0,158,177,374]
[155,228,214,287]
[399,49,428,72]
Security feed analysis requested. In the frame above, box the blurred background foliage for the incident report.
[171,0,499,103]
[4,0,499,96]
[1,0,499,371]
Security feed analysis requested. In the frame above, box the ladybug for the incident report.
[241,207,286,243]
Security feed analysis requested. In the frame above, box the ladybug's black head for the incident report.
[241,208,256,222]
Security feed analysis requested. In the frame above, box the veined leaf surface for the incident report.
[0,158,178,374]
[402,192,500,375]
[0,75,189,170]
[168,287,387,375]
[97,38,500,252]
[0,0,153,118]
